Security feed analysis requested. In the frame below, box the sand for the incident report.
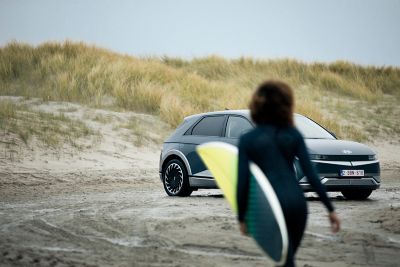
[0,99,399,267]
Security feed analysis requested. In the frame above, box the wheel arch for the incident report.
[161,150,192,176]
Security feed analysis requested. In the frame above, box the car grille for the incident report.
[322,155,371,161]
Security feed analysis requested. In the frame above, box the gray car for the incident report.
[159,110,380,199]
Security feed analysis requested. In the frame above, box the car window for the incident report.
[191,116,225,136]
[225,116,253,138]
[295,115,335,139]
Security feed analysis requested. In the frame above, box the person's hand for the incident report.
[329,211,340,233]
[239,222,248,236]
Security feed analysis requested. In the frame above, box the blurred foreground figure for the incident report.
[237,80,340,267]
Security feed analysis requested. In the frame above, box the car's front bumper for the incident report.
[298,159,380,192]
[300,177,380,191]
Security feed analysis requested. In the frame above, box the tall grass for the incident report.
[1,41,399,140]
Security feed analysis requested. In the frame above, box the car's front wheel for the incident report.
[163,159,192,197]
[341,189,373,200]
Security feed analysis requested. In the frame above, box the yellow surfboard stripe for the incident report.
[196,142,239,213]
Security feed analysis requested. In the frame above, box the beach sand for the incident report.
[1,99,399,267]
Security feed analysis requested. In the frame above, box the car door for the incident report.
[223,115,254,146]
[180,115,227,178]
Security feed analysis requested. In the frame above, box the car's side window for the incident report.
[225,116,253,138]
[191,116,225,136]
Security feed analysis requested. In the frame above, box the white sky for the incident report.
[1,0,399,66]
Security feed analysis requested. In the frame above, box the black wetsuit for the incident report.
[237,125,334,267]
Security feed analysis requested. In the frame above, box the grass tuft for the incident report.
[0,99,95,149]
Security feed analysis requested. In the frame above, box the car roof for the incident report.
[184,109,249,120]
[184,109,303,120]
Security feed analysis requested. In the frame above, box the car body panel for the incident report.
[305,139,374,156]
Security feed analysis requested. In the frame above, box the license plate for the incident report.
[340,170,364,177]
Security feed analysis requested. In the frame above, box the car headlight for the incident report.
[368,154,377,160]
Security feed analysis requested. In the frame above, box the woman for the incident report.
[237,80,340,267]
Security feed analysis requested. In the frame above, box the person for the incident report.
[237,80,340,267]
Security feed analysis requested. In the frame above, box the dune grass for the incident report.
[120,115,170,147]
[1,41,399,142]
[0,99,94,149]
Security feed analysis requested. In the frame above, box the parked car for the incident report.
[159,110,380,199]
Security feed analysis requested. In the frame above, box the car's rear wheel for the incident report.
[163,159,192,197]
[341,189,373,200]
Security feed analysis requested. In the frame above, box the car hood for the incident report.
[305,139,375,155]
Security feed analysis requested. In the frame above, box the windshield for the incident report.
[295,115,335,139]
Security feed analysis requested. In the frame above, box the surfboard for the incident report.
[196,141,288,266]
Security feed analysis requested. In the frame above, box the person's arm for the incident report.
[295,131,340,232]
[295,132,334,212]
[237,137,250,223]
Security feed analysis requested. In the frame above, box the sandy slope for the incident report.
[0,99,399,267]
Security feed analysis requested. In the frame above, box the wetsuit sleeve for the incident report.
[237,137,250,222]
[295,133,335,212]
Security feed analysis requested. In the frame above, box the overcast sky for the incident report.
[1,0,399,66]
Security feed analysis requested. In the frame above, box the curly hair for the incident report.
[250,80,294,127]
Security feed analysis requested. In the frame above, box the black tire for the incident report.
[162,159,192,197]
[341,189,373,200]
